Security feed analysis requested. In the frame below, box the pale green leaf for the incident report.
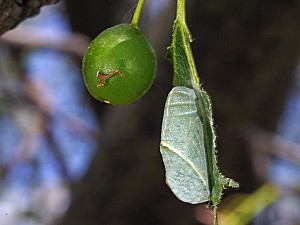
[160,86,209,204]
[160,1,238,224]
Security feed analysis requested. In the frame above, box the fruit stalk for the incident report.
[131,0,145,27]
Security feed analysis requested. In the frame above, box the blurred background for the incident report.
[0,0,300,224]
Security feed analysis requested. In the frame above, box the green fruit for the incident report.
[82,23,156,105]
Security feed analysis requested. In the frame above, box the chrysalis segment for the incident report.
[160,86,210,204]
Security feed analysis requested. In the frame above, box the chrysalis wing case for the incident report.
[160,86,210,204]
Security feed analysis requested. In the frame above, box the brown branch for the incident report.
[241,123,300,181]
[243,124,300,165]
[1,24,91,57]
[0,0,59,36]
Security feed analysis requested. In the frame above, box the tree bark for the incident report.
[0,0,59,36]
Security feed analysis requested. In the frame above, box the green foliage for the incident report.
[160,0,238,224]
[221,183,279,225]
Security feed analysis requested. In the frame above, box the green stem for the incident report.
[131,0,145,27]
[176,0,200,85]
[214,206,218,225]
[176,0,186,22]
